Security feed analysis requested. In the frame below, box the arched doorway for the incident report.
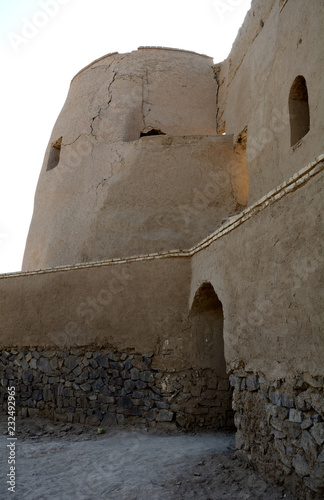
[189,282,234,429]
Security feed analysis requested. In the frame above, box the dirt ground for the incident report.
[0,415,296,500]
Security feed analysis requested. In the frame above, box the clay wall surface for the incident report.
[1,258,191,367]
[3,159,323,378]
[190,158,324,497]
[23,134,247,269]
[191,159,324,380]
[22,48,224,271]
[1,256,233,432]
[1,158,323,496]
[216,0,324,204]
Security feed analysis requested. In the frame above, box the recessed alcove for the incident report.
[47,137,62,171]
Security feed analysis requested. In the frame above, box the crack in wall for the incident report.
[214,65,222,132]
[107,71,118,107]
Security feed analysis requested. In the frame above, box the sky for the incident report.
[0,0,251,274]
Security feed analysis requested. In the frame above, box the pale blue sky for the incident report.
[0,0,251,273]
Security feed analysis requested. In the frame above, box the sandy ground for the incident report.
[0,415,297,500]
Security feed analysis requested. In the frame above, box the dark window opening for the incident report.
[47,137,62,171]
[140,129,166,138]
[289,76,310,147]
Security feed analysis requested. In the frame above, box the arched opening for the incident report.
[47,137,62,171]
[289,76,310,147]
[190,282,234,429]
[191,283,226,376]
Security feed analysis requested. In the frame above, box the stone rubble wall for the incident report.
[229,363,324,499]
[0,348,234,432]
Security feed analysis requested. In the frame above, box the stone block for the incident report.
[269,390,281,406]
[132,391,144,399]
[107,351,120,362]
[29,359,37,370]
[292,454,310,477]
[90,358,98,369]
[80,383,91,392]
[116,414,126,425]
[96,355,109,368]
[284,422,302,440]
[129,407,142,417]
[156,410,174,422]
[101,412,117,426]
[124,380,135,391]
[155,401,170,409]
[111,362,124,371]
[310,423,324,446]
[300,430,317,462]
[246,377,258,392]
[85,415,101,426]
[281,393,295,408]
[130,368,139,381]
[73,366,82,377]
[289,409,303,423]
[93,379,104,391]
[201,389,217,399]
[22,369,34,384]
[235,430,245,450]
[271,429,286,439]
[43,387,52,402]
[65,357,79,372]
[270,417,283,432]
[139,371,154,383]
[143,397,153,409]
[265,403,278,423]
[118,396,133,409]
[124,359,133,371]
[229,375,240,389]
[136,380,147,390]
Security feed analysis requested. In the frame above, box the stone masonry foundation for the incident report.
[0,347,234,432]
[229,363,324,499]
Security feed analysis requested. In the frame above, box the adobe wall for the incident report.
[191,158,324,498]
[22,48,249,271]
[216,0,324,204]
[23,134,247,269]
[1,158,323,496]
[191,159,324,379]
[0,255,233,431]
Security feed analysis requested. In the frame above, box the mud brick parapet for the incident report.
[0,348,234,432]
[229,363,324,499]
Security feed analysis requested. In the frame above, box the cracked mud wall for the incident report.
[22,48,248,270]
[215,0,324,204]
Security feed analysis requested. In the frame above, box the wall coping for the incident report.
[1,154,323,281]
